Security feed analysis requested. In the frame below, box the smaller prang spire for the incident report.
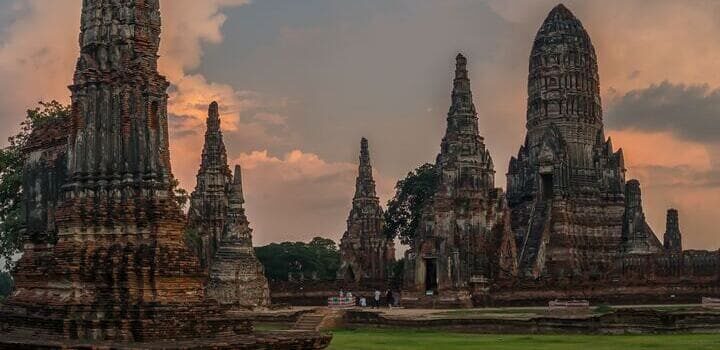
[663,208,682,253]
[354,137,377,200]
[223,164,251,244]
[230,165,245,205]
[449,53,476,116]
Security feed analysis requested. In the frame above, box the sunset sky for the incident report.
[0,0,718,249]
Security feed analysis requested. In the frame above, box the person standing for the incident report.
[386,289,394,308]
[373,289,381,309]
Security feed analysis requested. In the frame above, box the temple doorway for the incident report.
[425,258,438,293]
[541,173,554,200]
[345,266,356,282]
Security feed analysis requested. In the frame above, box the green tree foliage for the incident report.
[169,178,190,211]
[183,227,203,259]
[0,271,13,301]
[388,258,405,290]
[0,101,70,270]
[383,163,439,245]
[255,237,341,282]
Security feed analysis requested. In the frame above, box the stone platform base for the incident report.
[400,291,473,309]
[489,283,720,306]
[0,331,332,350]
[345,308,720,334]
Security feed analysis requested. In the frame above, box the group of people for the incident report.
[340,289,396,308]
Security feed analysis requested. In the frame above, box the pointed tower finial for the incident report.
[354,137,377,200]
[231,164,245,204]
[455,53,468,80]
[360,137,369,159]
[447,53,478,130]
[207,101,220,132]
[195,101,230,182]
[233,164,242,185]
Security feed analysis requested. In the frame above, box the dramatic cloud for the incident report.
[607,130,713,172]
[605,81,720,249]
[607,82,720,143]
[0,0,79,142]
[1,0,719,249]
[607,129,720,250]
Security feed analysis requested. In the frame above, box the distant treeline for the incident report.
[255,237,341,282]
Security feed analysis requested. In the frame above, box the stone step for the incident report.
[292,313,327,331]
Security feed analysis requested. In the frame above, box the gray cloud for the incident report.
[607,81,720,143]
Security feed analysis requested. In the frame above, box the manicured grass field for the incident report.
[328,328,720,350]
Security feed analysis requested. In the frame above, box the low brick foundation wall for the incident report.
[270,280,390,306]
[344,309,720,334]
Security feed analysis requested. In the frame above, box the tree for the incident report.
[383,163,439,245]
[0,271,13,301]
[255,237,341,282]
[0,101,70,270]
[169,178,190,211]
[388,258,405,290]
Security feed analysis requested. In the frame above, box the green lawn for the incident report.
[328,328,720,350]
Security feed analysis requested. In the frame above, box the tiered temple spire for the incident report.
[401,54,511,307]
[3,0,224,342]
[449,53,477,118]
[188,102,233,267]
[338,138,394,283]
[200,101,231,178]
[354,137,377,199]
[189,102,270,307]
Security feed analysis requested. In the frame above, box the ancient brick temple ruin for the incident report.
[393,4,720,308]
[0,1,327,348]
[187,102,270,308]
[506,3,647,279]
[494,4,720,305]
[401,54,517,308]
[337,138,395,283]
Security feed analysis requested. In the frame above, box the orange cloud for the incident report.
[607,130,712,173]
[0,0,79,142]
[607,129,719,250]
[158,0,250,80]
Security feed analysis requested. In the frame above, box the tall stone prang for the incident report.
[188,102,270,308]
[486,3,720,306]
[663,209,682,253]
[402,54,515,307]
[338,138,395,283]
[3,0,216,341]
[0,2,332,347]
[188,102,233,268]
[507,4,645,279]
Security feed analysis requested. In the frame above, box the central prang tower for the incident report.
[507,4,661,280]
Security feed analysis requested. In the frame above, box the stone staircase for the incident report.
[292,309,345,331]
[519,199,550,276]
[292,313,328,331]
